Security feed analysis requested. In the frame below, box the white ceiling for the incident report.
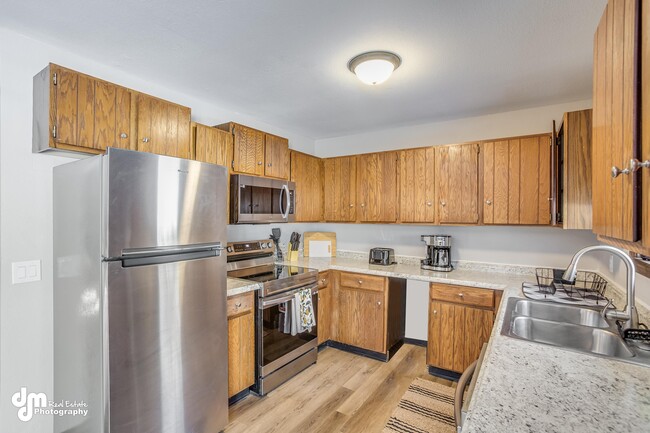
[0,0,606,139]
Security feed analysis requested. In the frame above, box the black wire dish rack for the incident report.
[521,268,609,306]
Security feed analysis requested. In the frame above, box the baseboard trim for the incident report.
[403,337,427,347]
[228,388,251,406]
[428,365,461,381]
[323,339,404,362]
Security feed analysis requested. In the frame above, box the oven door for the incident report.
[258,285,318,377]
[231,174,296,224]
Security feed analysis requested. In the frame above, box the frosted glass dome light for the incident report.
[348,51,401,85]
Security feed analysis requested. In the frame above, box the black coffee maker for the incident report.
[421,235,453,272]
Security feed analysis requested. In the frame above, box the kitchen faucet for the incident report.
[562,245,638,331]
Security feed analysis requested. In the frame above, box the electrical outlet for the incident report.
[12,260,41,284]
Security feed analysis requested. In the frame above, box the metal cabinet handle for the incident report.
[349,204,354,208]
[268,163,272,167]
[440,200,447,207]
[433,310,438,314]
[120,132,128,139]
[360,203,365,207]
[258,161,263,165]
[321,279,326,284]
[358,280,363,284]
[458,293,464,298]
[611,165,630,178]
[629,158,650,172]
[426,201,432,206]
[235,302,242,308]
[486,200,492,205]
[142,137,150,143]
[377,301,382,306]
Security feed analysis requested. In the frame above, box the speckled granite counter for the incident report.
[275,255,650,432]
[227,277,262,297]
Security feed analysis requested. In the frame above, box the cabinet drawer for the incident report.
[340,271,385,291]
[227,292,255,317]
[430,283,494,308]
[318,271,330,289]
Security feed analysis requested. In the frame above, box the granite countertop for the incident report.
[274,254,650,432]
[227,277,262,297]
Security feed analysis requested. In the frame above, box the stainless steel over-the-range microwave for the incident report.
[230,174,295,224]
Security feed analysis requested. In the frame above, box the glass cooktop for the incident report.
[227,264,314,283]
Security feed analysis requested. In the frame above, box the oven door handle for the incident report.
[260,284,318,308]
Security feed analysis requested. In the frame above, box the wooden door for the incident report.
[482,135,551,225]
[53,65,132,152]
[427,301,493,373]
[231,125,265,176]
[317,285,331,345]
[193,123,232,166]
[323,156,357,222]
[435,143,479,224]
[642,1,650,251]
[357,152,399,222]
[592,0,638,242]
[399,147,435,223]
[264,134,289,179]
[290,151,324,222]
[337,287,384,353]
[227,310,255,397]
[136,93,191,158]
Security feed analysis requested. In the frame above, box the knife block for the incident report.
[287,246,299,262]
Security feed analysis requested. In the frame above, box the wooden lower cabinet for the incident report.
[227,292,255,398]
[317,271,332,344]
[330,271,406,356]
[427,283,498,373]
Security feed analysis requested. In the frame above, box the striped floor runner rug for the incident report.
[383,377,456,433]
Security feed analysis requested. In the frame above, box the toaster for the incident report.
[369,248,396,266]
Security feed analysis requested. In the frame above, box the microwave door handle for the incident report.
[281,184,290,219]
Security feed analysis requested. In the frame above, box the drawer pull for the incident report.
[377,301,382,306]
[321,279,326,284]
[235,302,242,308]
[358,280,363,284]
[458,293,464,297]
[433,310,438,314]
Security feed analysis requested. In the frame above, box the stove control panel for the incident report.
[226,239,275,257]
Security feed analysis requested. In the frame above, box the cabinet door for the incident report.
[136,93,191,158]
[232,125,265,175]
[428,300,493,373]
[642,2,650,251]
[592,0,638,242]
[53,65,131,152]
[291,151,324,222]
[193,123,232,166]
[337,287,384,353]
[264,134,289,179]
[482,136,551,225]
[399,147,435,223]
[435,143,479,224]
[317,285,331,345]
[357,152,399,222]
[323,156,357,222]
[227,310,255,398]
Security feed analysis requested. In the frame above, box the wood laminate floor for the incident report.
[225,344,456,433]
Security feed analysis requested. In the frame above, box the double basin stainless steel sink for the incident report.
[501,298,650,366]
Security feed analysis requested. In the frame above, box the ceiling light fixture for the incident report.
[348,51,401,85]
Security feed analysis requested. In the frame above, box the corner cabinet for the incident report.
[291,151,324,222]
[481,134,552,225]
[227,292,255,399]
[592,0,650,256]
[427,283,501,373]
[33,63,134,155]
[435,143,480,224]
[323,156,357,222]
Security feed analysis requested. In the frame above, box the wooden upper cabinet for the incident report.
[482,134,552,225]
[216,123,265,176]
[33,63,133,155]
[558,110,593,229]
[264,134,289,179]
[290,151,324,222]
[323,156,357,222]
[357,151,399,222]
[135,93,191,159]
[592,0,638,243]
[399,147,435,223]
[192,122,232,166]
[435,143,480,224]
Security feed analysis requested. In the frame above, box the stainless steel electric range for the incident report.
[226,239,319,395]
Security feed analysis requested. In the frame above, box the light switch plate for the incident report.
[12,260,41,284]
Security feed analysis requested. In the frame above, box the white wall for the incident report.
[0,27,315,433]
[314,100,592,157]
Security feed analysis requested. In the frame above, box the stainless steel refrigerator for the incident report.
[53,148,228,433]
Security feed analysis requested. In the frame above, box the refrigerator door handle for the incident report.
[121,242,226,259]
